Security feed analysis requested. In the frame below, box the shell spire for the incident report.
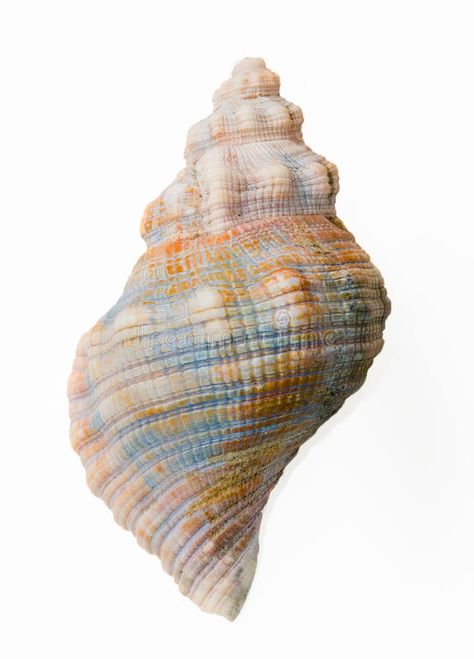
[68,58,390,620]
[141,58,338,245]
[212,57,280,108]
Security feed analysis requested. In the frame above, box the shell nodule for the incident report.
[68,58,390,620]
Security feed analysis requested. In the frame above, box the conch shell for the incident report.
[68,58,390,620]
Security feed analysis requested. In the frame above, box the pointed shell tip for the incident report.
[232,57,267,77]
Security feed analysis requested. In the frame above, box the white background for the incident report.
[1,1,473,657]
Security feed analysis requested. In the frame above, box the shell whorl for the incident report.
[141,58,338,243]
[68,58,390,620]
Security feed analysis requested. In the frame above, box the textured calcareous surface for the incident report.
[68,58,390,620]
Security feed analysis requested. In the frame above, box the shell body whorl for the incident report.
[68,58,390,620]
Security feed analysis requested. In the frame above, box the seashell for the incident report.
[68,57,390,620]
